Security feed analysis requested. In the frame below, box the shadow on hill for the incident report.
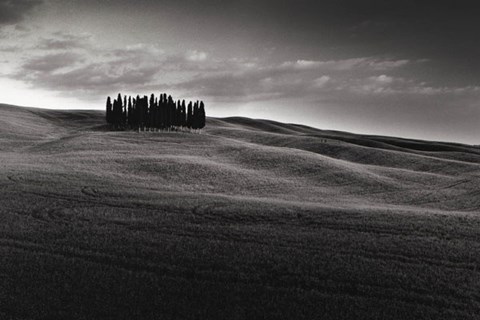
[211,117,480,160]
[32,108,105,131]
[212,116,321,135]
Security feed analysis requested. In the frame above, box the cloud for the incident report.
[281,60,324,70]
[35,32,92,50]
[280,58,409,72]
[356,77,397,94]
[0,0,43,25]
[313,75,331,88]
[410,85,480,96]
[6,29,470,107]
[21,52,83,72]
[186,50,207,62]
[173,57,412,102]
[373,75,393,83]
[365,59,409,70]
[13,49,163,96]
[37,63,159,92]
[345,74,480,97]
[9,35,215,98]
[0,43,19,52]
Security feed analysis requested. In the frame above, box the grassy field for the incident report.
[1,103,479,319]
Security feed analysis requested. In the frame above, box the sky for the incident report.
[0,0,479,144]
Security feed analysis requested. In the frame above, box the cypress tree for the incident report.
[155,95,161,130]
[192,101,199,130]
[199,101,206,130]
[167,95,174,130]
[136,95,144,131]
[106,96,112,124]
[117,93,123,129]
[174,100,178,127]
[152,96,157,130]
[187,101,193,129]
[132,97,137,129]
[164,95,169,129]
[111,98,115,126]
[121,104,127,129]
[149,94,155,130]
[143,95,148,131]
[163,94,168,129]
[176,100,182,128]
[158,94,164,129]
[117,94,123,108]
[127,96,132,128]
[112,98,118,128]
[181,100,186,128]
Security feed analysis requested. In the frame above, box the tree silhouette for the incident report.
[199,101,206,130]
[167,95,175,130]
[158,96,162,129]
[159,94,165,129]
[181,100,187,128]
[131,97,137,128]
[136,95,144,130]
[153,97,159,130]
[116,93,123,129]
[176,100,182,128]
[192,101,200,130]
[105,93,206,132]
[127,96,133,128]
[187,101,193,129]
[165,95,170,129]
[143,96,149,130]
[106,96,112,124]
[122,103,127,127]
[149,94,155,130]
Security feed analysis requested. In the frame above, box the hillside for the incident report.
[1,103,479,319]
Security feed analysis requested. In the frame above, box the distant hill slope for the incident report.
[1,103,480,319]
[2,103,478,211]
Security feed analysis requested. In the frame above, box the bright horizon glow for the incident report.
[0,78,89,110]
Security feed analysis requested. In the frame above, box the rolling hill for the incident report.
[1,103,479,319]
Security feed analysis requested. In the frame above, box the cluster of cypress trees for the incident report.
[106,93,206,131]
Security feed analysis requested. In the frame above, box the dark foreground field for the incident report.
[1,104,479,319]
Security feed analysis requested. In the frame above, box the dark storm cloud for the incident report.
[69,0,479,85]
[0,0,43,25]
[119,0,478,43]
